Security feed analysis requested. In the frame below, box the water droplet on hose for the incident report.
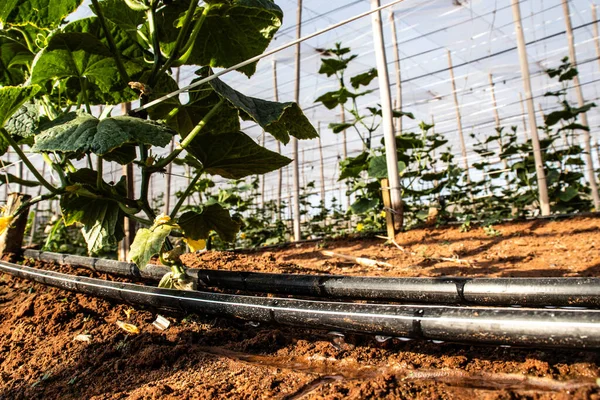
[247,321,260,328]
[396,337,413,341]
[375,335,392,343]
[328,331,345,337]
[431,340,445,344]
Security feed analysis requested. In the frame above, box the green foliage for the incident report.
[179,204,240,242]
[129,224,173,269]
[0,0,317,281]
[32,112,174,162]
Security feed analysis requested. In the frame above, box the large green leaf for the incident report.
[0,0,84,29]
[185,0,283,77]
[0,33,33,85]
[61,193,124,255]
[0,85,41,128]
[93,0,146,46]
[129,225,173,269]
[350,197,379,214]
[5,102,45,143]
[188,130,291,179]
[368,155,406,179]
[30,32,132,105]
[63,17,147,82]
[32,112,174,160]
[208,75,318,144]
[339,152,369,180]
[178,204,240,242]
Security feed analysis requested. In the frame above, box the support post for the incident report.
[119,102,136,261]
[272,60,283,220]
[447,50,471,184]
[291,0,302,241]
[0,193,31,256]
[511,0,550,215]
[562,0,600,210]
[318,122,326,208]
[164,67,180,215]
[389,10,402,135]
[518,92,529,141]
[489,73,509,172]
[593,4,600,72]
[371,0,403,233]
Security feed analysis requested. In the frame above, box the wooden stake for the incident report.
[511,0,550,216]
[489,73,509,172]
[164,67,180,215]
[389,10,402,135]
[518,92,529,141]
[562,0,600,210]
[318,122,326,208]
[0,193,31,256]
[272,60,283,220]
[381,178,402,239]
[120,102,136,261]
[291,0,302,241]
[372,0,403,231]
[447,50,471,184]
[593,4,600,72]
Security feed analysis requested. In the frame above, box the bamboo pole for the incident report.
[447,50,471,184]
[291,0,302,241]
[164,67,180,215]
[593,5,600,71]
[318,122,326,208]
[272,60,283,220]
[489,73,509,172]
[17,146,23,193]
[561,0,600,211]
[3,149,9,201]
[371,0,403,232]
[518,92,529,141]
[389,10,402,135]
[511,0,550,216]
[260,130,266,208]
[0,193,31,256]
[120,102,135,261]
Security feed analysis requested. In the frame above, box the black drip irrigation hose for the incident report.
[3,259,600,348]
[24,250,600,308]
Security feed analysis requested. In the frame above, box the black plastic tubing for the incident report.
[5,259,600,348]
[23,250,600,308]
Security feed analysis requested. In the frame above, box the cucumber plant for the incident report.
[0,0,318,289]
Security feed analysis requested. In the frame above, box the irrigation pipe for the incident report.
[132,0,407,113]
[23,249,600,308]
[3,259,600,348]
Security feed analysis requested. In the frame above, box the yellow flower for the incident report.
[184,238,206,252]
[153,214,171,227]
[0,216,14,235]
[239,232,247,240]
[356,223,364,232]
[380,211,386,218]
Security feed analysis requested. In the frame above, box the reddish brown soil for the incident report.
[1,217,600,399]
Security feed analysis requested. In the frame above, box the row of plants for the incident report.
[0,0,318,288]
[162,51,598,246]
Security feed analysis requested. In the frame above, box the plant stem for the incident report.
[156,0,198,77]
[81,78,92,114]
[147,5,163,87]
[90,0,131,84]
[152,99,224,171]
[41,153,67,187]
[13,190,64,219]
[96,156,103,190]
[177,6,210,65]
[0,128,58,193]
[169,171,202,219]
